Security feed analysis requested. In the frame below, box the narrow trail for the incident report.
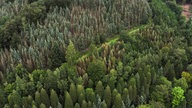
[77,25,148,62]
[182,4,192,21]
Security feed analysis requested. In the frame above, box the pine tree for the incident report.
[50,89,59,108]
[96,81,104,99]
[78,93,85,105]
[8,90,22,108]
[104,85,111,108]
[81,100,87,108]
[69,83,77,104]
[87,101,92,108]
[101,101,108,108]
[85,88,95,103]
[40,88,50,107]
[66,40,78,66]
[112,89,118,105]
[35,91,41,107]
[114,93,123,108]
[39,103,46,108]
[74,103,81,108]
[65,91,73,108]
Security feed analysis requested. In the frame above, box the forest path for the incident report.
[77,25,147,62]
[182,4,192,21]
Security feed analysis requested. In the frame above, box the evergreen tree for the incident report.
[69,83,77,104]
[50,89,59,108]
[85,88,95,103]
[104,85,111,108]
[40,88,50,107]
[96,81,104,99]
[81,100,87,108]
[78,93,85,105]
[35,91,41,107]
[66,40,78,66]
[101,101,108,108]
[114,93,123,108]
[39,103,46,108]
[87,59,106,83]
[8,90,22,108]
[74,103,81,108]
[65,91,73,108]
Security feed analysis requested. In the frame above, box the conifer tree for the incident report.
[81,100,87,108]
[101,101,108,108]
[74,103,81,108]
[50,89,59,108]
[114,93,123,108]
[87,101,92,108]
[96,81,104,99]
[66,40,78,66]
[39,103,46,108]
[85,88,95,103]
[65,91,73,108]
[78,93,85,106]
[104,85,111,108]
[35,91,41,107]
[69,83,77,104]
[40,88,50,107]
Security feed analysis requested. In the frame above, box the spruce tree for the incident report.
[39,103,46,108]
[104,85,111,108]
[64,91,73,108]
[96,81,104,99]
[69,83,77,104]
[66,40,78,66]
[50,89,59,108]
[114,93,123,108]
[74,103,81,108]
[78,93,85,105]
[35,91,41,107]
[40,88,50,107]
[81,100,87,108]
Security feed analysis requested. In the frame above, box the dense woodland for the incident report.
[0,0,192,108]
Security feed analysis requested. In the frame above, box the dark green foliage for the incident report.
[96,81,104,99]
[69,83,77,104]
[114,93,123,108]
[81,100,87,108]
[150,0,178,27]
[1,0,192,108]
[8,90,22,107]
[20,1,46,23]
[65,91,73,108]
[87,59,106,83]
[50,89,59,108]
[40,88,50,107]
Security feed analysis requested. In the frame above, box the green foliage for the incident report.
[66,41,79,66]
[69,83,77,104]
[65,91,73,108]
[96,81,104,99]
[172,87,185,108]
[50,89,59,108]
[40,88,50,107]
[150,0,178,27]
[104,86,111,108]
[114,93,123,108]
[87,59,106,83]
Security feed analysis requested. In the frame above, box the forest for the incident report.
[0,0,192,108]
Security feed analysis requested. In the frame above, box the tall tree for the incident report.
[96,81,104,99]
[69,83,77,104]
[65,91,73,108]
[40,88,50,108]
[104,85,111,108]
[66,40,78,66]
[50,89,59,108]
